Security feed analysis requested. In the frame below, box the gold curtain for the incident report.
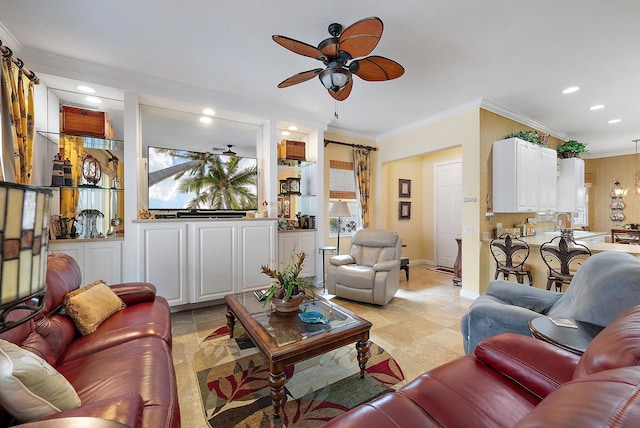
[59,135,84,218]
[353,147,371,228]
[1,57,35,184]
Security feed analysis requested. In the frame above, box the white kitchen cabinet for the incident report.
[138,219,276,306]
[278,231,316,279]
[493,138,557,213]
[538,147,558,212]
[50,239,123,285]
[557,157,585,212]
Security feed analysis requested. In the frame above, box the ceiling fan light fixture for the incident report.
[319,66,351,92]
[222,145,236,156]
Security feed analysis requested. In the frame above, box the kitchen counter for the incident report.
[518,231,640,255]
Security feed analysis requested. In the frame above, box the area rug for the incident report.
[427,266,455,275]
[194,324,405,427]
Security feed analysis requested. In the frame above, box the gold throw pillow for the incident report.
[63,280,126,335]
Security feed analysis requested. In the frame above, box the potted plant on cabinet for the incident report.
[260,251,313,314]
[504,130,544,146]
[556,140,589,158]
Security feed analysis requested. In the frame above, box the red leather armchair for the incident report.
[324,305,640,427]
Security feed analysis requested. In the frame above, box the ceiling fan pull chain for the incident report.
[334,100,339,119]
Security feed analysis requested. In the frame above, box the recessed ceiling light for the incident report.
[202,108,215,116]
[288,125,298,131]
[608,119,622,124]
[77,85,95,93]
[281,131,291,136]
[85,96,101,104]
[200,116,212,124]
[562,86,580,94]
[590,104,605,111]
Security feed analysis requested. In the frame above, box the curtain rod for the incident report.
[0,40,40,84]
[324,139,377,151]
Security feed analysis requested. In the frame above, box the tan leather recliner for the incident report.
[326,229,402,305]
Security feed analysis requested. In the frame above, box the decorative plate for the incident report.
[298,311,329,324]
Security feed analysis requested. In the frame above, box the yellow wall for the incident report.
[585,154,640,232]
[326,108,570,297]
[376,109,481,296]
[385,147,462,263]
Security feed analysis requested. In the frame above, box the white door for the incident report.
[436,161,462,268]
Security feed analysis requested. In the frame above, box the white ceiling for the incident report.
[1,0,639,158]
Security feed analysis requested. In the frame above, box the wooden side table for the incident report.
[453,238,462,286]
[528,316,604,355]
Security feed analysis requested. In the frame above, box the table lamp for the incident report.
[0,182,52,333]
[329,200,351,255]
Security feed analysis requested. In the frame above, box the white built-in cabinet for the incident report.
[50,239,123,285]
[493,138,557,213]
[278,231,316,278]
[138,219,276,306]
[557,157,585,212]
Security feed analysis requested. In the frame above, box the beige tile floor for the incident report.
[170,265,473,428]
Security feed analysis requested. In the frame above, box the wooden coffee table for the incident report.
[225,291,372,418]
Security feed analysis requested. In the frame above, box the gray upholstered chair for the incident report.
[326,229,402,305]
[461,251,640,354]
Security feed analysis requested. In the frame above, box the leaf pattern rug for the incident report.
[194,324,405,427]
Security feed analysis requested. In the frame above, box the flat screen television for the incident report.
[147,146,258,212]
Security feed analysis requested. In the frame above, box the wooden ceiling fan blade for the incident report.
[272,35,326,61]
[352,56,404,81]
[328,79,353,101]
[278,69,323,88]
[339,17,383,58]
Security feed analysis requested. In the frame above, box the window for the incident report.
[329,159,361,236]
[572,187,588,226]
[329,200,360,237]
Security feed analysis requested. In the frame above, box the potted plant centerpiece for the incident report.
[260,251,312,314]
[556,140,588,158]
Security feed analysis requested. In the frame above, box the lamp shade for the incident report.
[0,182,52,333]
[329,200,351,218]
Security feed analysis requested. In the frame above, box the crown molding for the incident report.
[325,125,377,141]
[479,99,569,141]
[0,22,22,52]
[376,99,484,142]
[374,98,571,143]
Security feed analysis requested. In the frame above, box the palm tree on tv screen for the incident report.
[174,154,257,210]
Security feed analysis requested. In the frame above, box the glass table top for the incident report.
[235,293,357,347]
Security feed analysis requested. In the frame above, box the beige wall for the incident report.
[376,109,481,296]
[585,154,640,232]
[325,108,570,297]
[385,147,462,263]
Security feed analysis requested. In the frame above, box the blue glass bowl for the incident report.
[298,311,329,324]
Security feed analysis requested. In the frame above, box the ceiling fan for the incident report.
[211,145,237,156]
[272,16,404,101]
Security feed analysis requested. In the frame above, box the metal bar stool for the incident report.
[490,233,533,285]
[540,236,591,292]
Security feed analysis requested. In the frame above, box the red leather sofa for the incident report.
[0,253,180,428]
[324,305,640,427]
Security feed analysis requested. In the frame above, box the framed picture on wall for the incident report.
[399,179,411,198]
[399,201,411,220]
